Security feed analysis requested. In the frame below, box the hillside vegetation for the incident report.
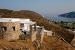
[42,35,75,50]
[0,35,75,50]
[0,9,13,14]
[0,9,74,43]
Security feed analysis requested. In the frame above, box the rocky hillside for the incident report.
[0,35,75,50]
[42,35,75,50]
[0,9,74,44]
[59,12,75,18]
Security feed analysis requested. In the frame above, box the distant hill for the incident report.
[0,9,74,44]
[59,12,75,18]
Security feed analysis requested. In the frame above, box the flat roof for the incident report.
[32,26,42,28]
[44,30,52,32]
[0,18,20,22]
[20,21,36,24]
[0,18,36,24]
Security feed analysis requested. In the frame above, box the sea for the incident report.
[44,15,75,22]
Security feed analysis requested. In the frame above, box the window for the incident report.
[13,27,15,31]
[52,33,54,36]
[24,31,26,35]
[2,27,7,31]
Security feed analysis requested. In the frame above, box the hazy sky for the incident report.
[0,0,75,15]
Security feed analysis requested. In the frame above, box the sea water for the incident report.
[44,15,75,22]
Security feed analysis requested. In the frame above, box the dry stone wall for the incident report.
[29,25,36,42]
[0,22,20,41]
[40,27,44,43]
[36,27,44,43]
[31,31,36,42]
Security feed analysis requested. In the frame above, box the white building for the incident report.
[0,18,36,34]
[32,25,55,36]
[20,19,36,32]
[44,30,55,36]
